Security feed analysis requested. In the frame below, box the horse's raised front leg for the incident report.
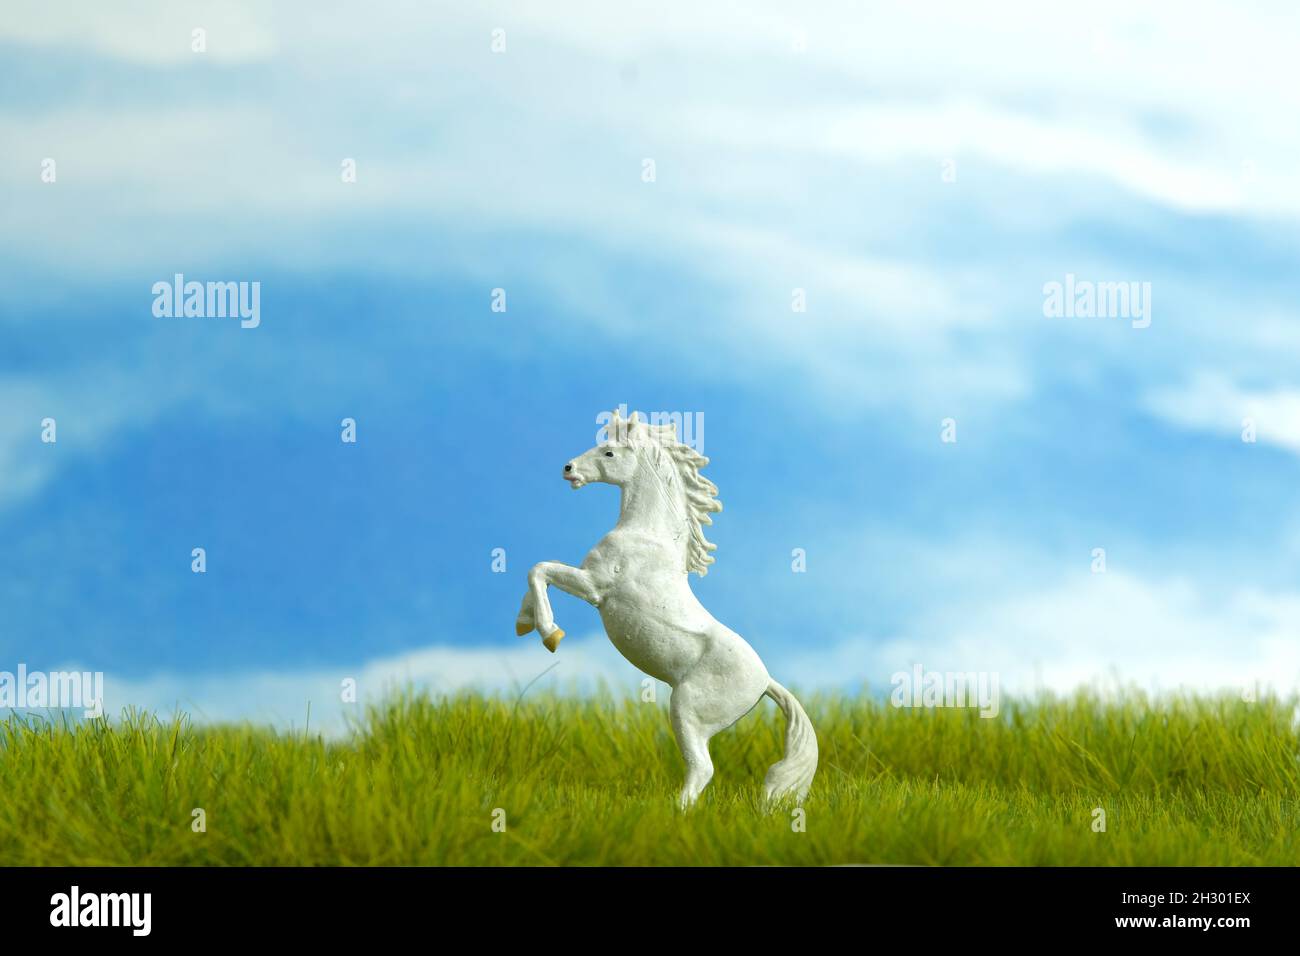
[516,561,600,653]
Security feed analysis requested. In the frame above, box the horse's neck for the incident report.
[616,469,686,545]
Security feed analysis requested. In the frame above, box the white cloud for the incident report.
[1143,373,1300,454]
[0,371,179,507]
[94,635,637,736]
[0,382,58,504]
[58,567,1298,735]
[0,0,275,63]
[777,571,1300,697]
[3,0,1293,425]
[684,98,1249,215]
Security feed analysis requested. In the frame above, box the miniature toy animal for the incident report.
[516,409,818,807]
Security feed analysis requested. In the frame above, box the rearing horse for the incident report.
[516,409,818,807]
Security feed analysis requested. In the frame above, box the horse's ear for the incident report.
[627,411,640,424]
[608,408,632,443]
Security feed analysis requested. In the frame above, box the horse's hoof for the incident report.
[543,629,565,652]
[515,621,532,636]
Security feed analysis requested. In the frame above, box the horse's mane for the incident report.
[609,412,722,576]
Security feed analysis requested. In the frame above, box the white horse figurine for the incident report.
[516,409,818,808]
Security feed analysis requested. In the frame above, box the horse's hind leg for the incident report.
[669,689,715,809]
[670,676,765,808]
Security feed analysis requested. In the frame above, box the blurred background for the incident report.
[2,1,1298,731]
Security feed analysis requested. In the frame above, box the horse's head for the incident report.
[563,408,722,574]
[563,409,651,489]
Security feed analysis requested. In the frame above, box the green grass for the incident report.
[1,689,1298,865]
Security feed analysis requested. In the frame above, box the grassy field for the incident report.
[1,688,1297,865]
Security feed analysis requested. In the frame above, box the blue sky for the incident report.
[2,1,1299,729]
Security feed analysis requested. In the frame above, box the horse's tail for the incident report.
[763,679,818,803]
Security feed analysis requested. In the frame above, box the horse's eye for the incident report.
[604,451,614,457]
